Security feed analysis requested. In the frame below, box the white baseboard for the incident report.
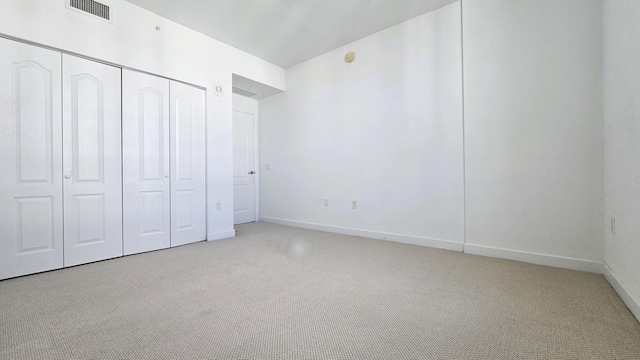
[463,243,603,274]
[260,217,464,251]
[259,218,638,322]
[207,230,235,241]
[603,262,640,323]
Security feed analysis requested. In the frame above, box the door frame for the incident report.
[232,93,259,223]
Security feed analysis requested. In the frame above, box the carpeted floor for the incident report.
[1,221,639,359]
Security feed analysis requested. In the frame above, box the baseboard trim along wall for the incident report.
[260,217,465,251]
[254,219,640,323]
[207,230,236,241]
[259,218,604,273]
[256,219,640,322]
[463,243,603,274]
[603,262,640,323]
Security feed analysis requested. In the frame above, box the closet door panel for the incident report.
[170,81,206,247]
[63,54,122,267]
[122,69,171,255]
[0,38,63,280]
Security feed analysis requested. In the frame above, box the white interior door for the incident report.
[122,70,171,255]
[62,54,123,267]
[233,101,257,224]
[170,81,206,247]
[0,38,64,280]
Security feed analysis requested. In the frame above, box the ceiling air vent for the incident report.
[67,0,112,23]
[232,86,258,98]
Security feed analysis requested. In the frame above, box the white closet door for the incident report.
[0,38,63,280]
[170,81,206,246]
[122,70,171,255]
[62,54,123,267]
[233,106,257,224]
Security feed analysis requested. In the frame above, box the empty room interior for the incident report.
[1,0,639,359]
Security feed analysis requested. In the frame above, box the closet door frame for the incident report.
[0,36,208,278]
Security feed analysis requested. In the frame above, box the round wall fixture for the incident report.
[344,51,355,63]
[212,83,224,97]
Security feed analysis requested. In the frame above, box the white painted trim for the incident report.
[464,243,603,274]
[603,262,640,323]
[207,230,235,241]
[260,217,465,251]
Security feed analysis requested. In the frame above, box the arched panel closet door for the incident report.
[170,81,206,247]
[62,54,123,267]
[0,38,64,279]
[122,69,171,255]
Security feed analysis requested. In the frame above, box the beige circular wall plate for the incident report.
[344,51,355,63]
[212,83,224,97]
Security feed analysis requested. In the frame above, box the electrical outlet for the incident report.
[324,199,329,207]
[611,217,616,235]
[216,203,221,211]
[352,200,358,209]
[266,164,271,170]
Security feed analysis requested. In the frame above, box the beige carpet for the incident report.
[1,222,639,359]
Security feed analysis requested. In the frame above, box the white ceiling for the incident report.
[124,0,457,69]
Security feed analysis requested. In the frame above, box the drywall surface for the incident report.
[462,0,604,269]
[603,0,640,320]
[0,0,285,240]
[0,0,285,91]
[260,2,464,248]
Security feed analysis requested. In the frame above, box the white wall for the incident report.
[259,2,464,250]
[462,0,604,272]
[603,0,640,321]
[260,1,606,271]
[0,0,285,241]
[3,1,619,284]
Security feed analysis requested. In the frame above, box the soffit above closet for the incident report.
[123,0,457,68]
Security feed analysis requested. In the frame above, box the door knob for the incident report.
[248,171,255,175]
[64,174,71,179]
